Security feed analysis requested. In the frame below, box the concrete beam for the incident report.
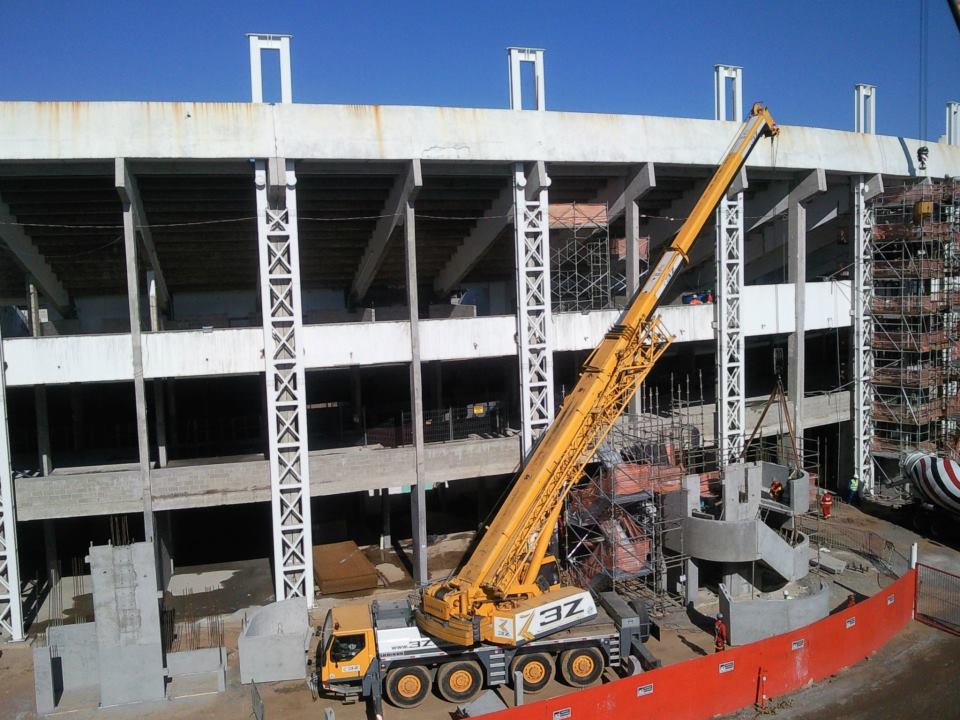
[748,169,827,232]
[350,159,422,303]
[0,195,71,314]
[595,163,657,226]
[433,181,512,297]
[115,158,170,311]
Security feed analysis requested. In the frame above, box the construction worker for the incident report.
[846,594,856,609]
[769,480,784,503]
[847,475,860,505]
[714,612,727,653]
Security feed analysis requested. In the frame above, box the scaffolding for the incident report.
[549,203,621,311]
[868,179,960,459]
[563,377,713,615]
[562,375,822,616]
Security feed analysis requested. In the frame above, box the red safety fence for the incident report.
[483,570,917,720]
[915,562,960,636]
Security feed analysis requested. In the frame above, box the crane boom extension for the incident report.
[419,103,778,647]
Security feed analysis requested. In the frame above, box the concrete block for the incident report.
[98,643,166,707]
[47,623,99,690]
[166,647,227,692]
[238,597,309,684]
[32,646,57,716]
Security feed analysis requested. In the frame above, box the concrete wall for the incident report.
[88,543,165,707]
[719,577,831,645]
[238,597,309,684]
[1,282,851,386]
[166,647,227,692]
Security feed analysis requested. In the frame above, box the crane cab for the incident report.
[319,604,377,693]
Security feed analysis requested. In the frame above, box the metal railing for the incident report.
[366,402,506,448]
[916,562,960,636]
[796,515,910,579]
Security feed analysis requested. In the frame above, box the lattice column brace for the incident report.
[255,158,314,604]
[514,161,555,457]
[0,323,24,640]
[714,64,746,466]
[852,175,882,497]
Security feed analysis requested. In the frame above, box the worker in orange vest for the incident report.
[714,612,728,653]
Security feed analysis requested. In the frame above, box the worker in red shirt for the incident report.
[714,612,728,653]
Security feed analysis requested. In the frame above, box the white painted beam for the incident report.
[115,158,170,310]
[350,160,422,302]
[0,196,70,314]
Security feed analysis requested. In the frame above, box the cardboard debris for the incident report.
[313,541,379,594]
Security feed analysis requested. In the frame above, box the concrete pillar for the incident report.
[685,558,699,607]
[404,184,428,586]
[43,519,58,594]
[70,384,83,453]
[34,387,52,476]
[165,379,177,454]
[119,159,155,543]
[787,197,806,460]
[153,383,167,469]
[431,361,443,409]
[380,490,392,551]
[350,366,363,427]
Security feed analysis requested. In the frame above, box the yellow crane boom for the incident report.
[419,103,779,647]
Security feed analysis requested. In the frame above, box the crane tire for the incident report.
[384,665,431,708]
[436,660,483,703]
[509,652,554,694]
[559,646,605,687]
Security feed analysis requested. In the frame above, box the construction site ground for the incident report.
[2,505,959,720]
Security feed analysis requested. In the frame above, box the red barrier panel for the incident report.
[486,570,917,720]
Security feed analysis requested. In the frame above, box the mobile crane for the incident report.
[318,103,779,711]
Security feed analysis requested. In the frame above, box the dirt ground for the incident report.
[3,506,960,720]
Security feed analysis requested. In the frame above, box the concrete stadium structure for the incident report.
[1,38,958,641]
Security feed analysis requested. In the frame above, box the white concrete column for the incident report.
[513,160,554,457]
[854,84,876,134]
[947,101,960,145]
[508,48,545,111]
[0,321,24,640]
[247,34,293,104]
[402,160,428,586]
[117,159,155,543]
[28,279,53,477]
[255,157,314,604]
[852,175,883,497]
[785,169,827,460]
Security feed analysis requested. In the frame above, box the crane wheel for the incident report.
[559,646,605,687]
[385,665,431,708]
[437,660,483,703]
[510,652,554,694]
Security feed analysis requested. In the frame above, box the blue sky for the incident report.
[2,1,958,140]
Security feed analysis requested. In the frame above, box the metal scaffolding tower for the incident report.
[869,179,960,464]
[549,203,616,312]
[255,158,314,604]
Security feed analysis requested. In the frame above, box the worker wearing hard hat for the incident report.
[714,613,727,653]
